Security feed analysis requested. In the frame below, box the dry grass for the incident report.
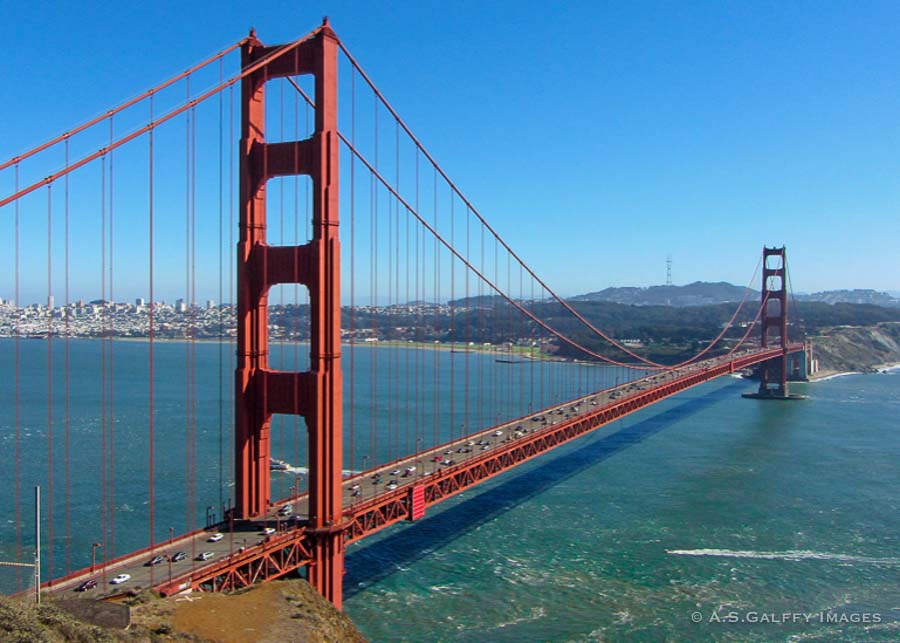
[3,578,365,642]
[133,579,365,642]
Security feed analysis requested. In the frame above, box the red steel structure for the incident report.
[234,20,345,606]
[756,246,790,397]
[3,19,810,612]
[148,345,804,600]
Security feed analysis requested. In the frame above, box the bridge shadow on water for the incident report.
[344,380,743,596]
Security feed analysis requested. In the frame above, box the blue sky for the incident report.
[1,1,899,304]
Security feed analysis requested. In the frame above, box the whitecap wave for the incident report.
[496,607,546,629]
[667,548,899,565]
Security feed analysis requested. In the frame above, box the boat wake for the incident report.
[273,464,360,477]
[667,548,899,565]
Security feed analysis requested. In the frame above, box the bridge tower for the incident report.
[745,246,798,399]
[235,20,345,606]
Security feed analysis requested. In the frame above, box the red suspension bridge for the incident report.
[0,20,806,609]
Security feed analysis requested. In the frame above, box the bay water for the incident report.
[0,339,897,640]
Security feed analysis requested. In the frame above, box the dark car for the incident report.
[171,551,187,562]
[75,578,98,592]
[145,555,165,566]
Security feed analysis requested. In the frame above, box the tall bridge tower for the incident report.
[743,246,805,400]
[234,20,345,606]
[760,246,788,396]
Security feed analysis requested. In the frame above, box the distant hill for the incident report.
[571,282,900,308]
[570,282,755,307]
[448,294,509,308]
[795,289,900,308]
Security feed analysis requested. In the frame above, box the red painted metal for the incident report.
[340,346,804,544]
[410,486,426,521]
[758,246,790,396]
[156,528,313,596]
[235,19,345,608]
[46,347,801,603]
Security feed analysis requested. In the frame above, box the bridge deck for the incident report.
[45,345,801,598]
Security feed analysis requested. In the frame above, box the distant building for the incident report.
[47,295,55,310]
[135,297,145,307]
[175,298,187,313]
[206,299,215,310]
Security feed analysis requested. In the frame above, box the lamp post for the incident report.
[90,542,102,573]
[205,505,214,528]
[169,527,174,545]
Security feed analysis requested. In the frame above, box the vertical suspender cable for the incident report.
[449,191,455,444]
[291,71,299,494]
[217,57,225,515]
[184,77,192,533]
[478,223,484,432]
[349,68,356,474]
[100,154,108,577]
[432,166,439,447]
[414,149,420,463]
[190,86,198,529]
[291,56,300,490]
[405,182,411,459]
[108,116,116,558]
[64,140,71,575]
[14,163,22,588]
[390,121,399,461]
[464,206,470,443]
[46,184,54,584]
[228,84,235,498]
[291,86,300,496]
[277,81,286,501]
[148,94,156,583]
[368,141,376,466]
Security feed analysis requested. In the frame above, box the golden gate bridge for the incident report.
[0,19,806,609]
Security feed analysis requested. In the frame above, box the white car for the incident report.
[262,527,276,535]
[493,430,503,436]
[110,573,131,585]
[207,532,224,542]
[196,551,215,561]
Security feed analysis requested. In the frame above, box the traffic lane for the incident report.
[337,352,747,505]
[53,525,267,597]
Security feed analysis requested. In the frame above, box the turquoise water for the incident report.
[1,339,897,640]
[343,372,900,641]
[0,338,619,583]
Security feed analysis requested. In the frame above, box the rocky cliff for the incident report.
[809,322,900,374]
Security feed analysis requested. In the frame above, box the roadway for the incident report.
[323,348,759,513]
[48,347,765,597]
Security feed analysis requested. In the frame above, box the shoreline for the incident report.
[807,361,900,382]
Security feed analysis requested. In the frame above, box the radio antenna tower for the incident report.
[666,254,673,286]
